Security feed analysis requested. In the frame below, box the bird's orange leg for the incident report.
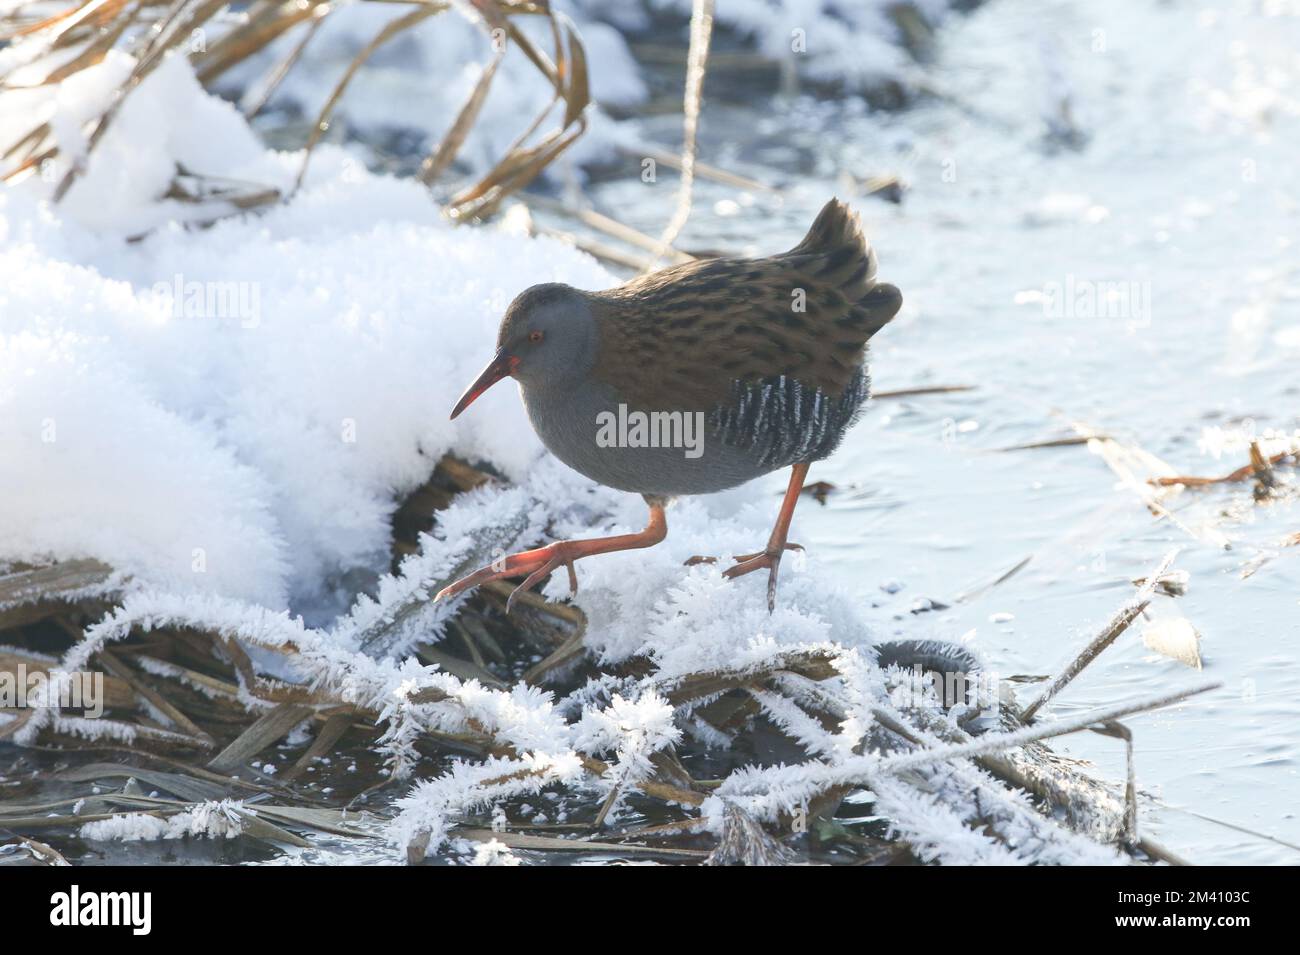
[720,462,810,612]
[435,499,668,615]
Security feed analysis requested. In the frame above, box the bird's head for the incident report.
[450,283,598,419]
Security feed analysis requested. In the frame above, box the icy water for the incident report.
[585,0,1300,864]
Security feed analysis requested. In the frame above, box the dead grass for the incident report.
[0,0,592,225]
[1,456,1209,866]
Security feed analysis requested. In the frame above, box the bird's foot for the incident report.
[684,543,803,566]
[731,543,804,564]
[435,541,582,615]
[435,502,670,615]
[684,543,804,613]
[723,546,802,613]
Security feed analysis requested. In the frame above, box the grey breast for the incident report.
[519,363,870,497]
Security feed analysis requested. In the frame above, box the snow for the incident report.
[2,53,609,612]
[574,691,681,818]
[80,800,247,842]
[468,838,521,866]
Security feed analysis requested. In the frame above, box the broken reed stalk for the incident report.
[619,143,776,194]
[524,192,694,265]
[646,0,714,270]
[1092,720,1137,843]
[291,2,446,195]
[0,0,591,225]
[878,681,1220,775]
[872,384,975,399]
[996,435,1096,451]
[1021,549,1178,721]
[1073,423,1232,550]
[1149,441,1298,487]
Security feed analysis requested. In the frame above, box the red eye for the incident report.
[529,330,544,344]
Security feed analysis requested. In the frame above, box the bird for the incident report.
[435,198,902,614]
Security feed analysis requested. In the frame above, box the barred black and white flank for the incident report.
[710,366,871,471]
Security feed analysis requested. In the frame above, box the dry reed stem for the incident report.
[646,0,713,270]
[1020,550,1178,721]
[291,3,445,196]
[417,43,505,185]
[194,0,329,86]
[880,681,1219,774]
[2,0,591,225]
[97,646,216,746]
[1150,445,1298,487]
[620,142,775,194]
[872,384,975,399]
[524,192,694,264]
[240,5,332,118]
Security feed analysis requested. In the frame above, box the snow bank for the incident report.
[2,48,612,613]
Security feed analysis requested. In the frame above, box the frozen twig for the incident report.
[1021,549,1177,721]
[878,682,1220,775]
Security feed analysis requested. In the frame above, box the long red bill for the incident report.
[450,348,517,420]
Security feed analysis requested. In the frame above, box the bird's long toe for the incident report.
[685,543,802,568]
[506,548,579,615]
[731,542,803,563]
[435,542,572,608]
[722,547,794,613]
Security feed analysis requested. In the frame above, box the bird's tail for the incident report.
[787,197,902,341]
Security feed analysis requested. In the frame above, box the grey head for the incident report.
[497,283,598,390]
[449,283,598,419]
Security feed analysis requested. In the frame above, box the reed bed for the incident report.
[1,451,1222,866]
[0,0,591,223]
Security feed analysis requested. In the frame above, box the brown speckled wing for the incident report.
[590,198,902,412]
